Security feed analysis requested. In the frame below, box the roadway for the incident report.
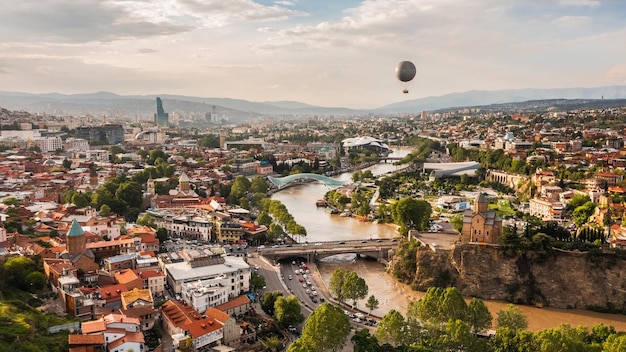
[257,238,401,262]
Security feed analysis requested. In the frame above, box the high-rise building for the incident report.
[154,97,169,127]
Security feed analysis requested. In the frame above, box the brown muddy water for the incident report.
[318,255,626,332]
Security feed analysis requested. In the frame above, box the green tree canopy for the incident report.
[392,197,432,235]
[365,295,379,316]
[343,271,368,308]
[329,268,348,302]
[375,309,407,347]
[274,295,304,328]
[295,302,350,352]
[497,304,528,333]
[136,213,156,228]
[261,291,283,316]
[467,298,493,333]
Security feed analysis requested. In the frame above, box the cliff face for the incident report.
[408,244,626,310]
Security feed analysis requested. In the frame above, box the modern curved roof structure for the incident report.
[268,173,346,189]
[341,136,390,151]
[423,161,480,179]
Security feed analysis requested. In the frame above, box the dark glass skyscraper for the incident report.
[154,97,169,127]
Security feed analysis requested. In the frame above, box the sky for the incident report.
[1,0,625,109]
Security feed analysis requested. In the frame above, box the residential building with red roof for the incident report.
[213,294,252,317]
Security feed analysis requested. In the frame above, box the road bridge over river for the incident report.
[257,238,399,263]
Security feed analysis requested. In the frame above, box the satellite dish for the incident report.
[395,61,416,93]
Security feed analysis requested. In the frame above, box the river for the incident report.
[271,147,626,332]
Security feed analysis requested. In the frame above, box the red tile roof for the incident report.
[68,333,105,345]
[183,317,223,338]
[214,295,250,312]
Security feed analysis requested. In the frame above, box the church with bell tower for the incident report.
[461,193,502,244]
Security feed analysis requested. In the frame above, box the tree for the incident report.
[2,197,21,207]
[115,180,143,210]
[24,271,46,292]
[261,291,283,315]
[467,298,492,333]
[391,197,432,235]
[351,328,380,352]
[62,158,72,169]
[98,204,112,216]
[534,324,589,352]
[296,302,350,352]
[250,272,266,291]
[257,212,272,227]
[375,309,407,347]
[603,334,626,352]
[450,213,464,233]
[410,286,445,324]
[571,201,596,227]
[72,192,90,208]
[437,319,485,352]
[342,271,368,308]
[264,336,283,352]
[3,256,40,291]
[156,228,168,243]
[365,295,379,316]
[441,286,468,322]
[329,268,348,302]
[497,304,528,333]
[250,176,269,194]
[274,295,304,327]
[136,213,156,228]
[228,175,251,204]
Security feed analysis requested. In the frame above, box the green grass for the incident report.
[0,300,71,352]
[488,199,516,218]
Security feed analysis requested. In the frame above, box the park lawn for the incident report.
[488,199,516,218]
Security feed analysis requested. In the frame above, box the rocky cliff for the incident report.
[402,243,626,311]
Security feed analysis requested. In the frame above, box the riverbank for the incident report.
[316,256,626,332]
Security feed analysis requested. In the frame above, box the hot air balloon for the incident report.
[395,61,416,93]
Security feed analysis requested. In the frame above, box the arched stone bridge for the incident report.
[257,239,398,263]
[267,173,346,189]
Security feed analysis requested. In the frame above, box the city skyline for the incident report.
[1,0,625,109]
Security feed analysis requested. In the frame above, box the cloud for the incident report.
[555,15,589,26]
[0,0,192,43]
[557,0,600,7]
[606,63,626,80]
[253,0,506,53]
[0,0,307,44]
[178,0,307,23]
[138,48,158,54]
[274,1,295,6]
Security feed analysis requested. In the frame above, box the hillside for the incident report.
[392,242,626,311]
[2,85,626,119]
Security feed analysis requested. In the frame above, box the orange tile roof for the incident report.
[160,300,202,328]
[114,269,141,284]
[133,269,164,279]
[204,307,230,323]
[103,313,140,326]
[98,284,128,302]
[214,295,250,312]
[81,319,107,334]
[68,333,105,346]
[183,318,223,338]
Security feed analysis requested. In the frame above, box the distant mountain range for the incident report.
[1,86,626,121]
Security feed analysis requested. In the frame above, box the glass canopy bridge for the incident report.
[267,173,346,190]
